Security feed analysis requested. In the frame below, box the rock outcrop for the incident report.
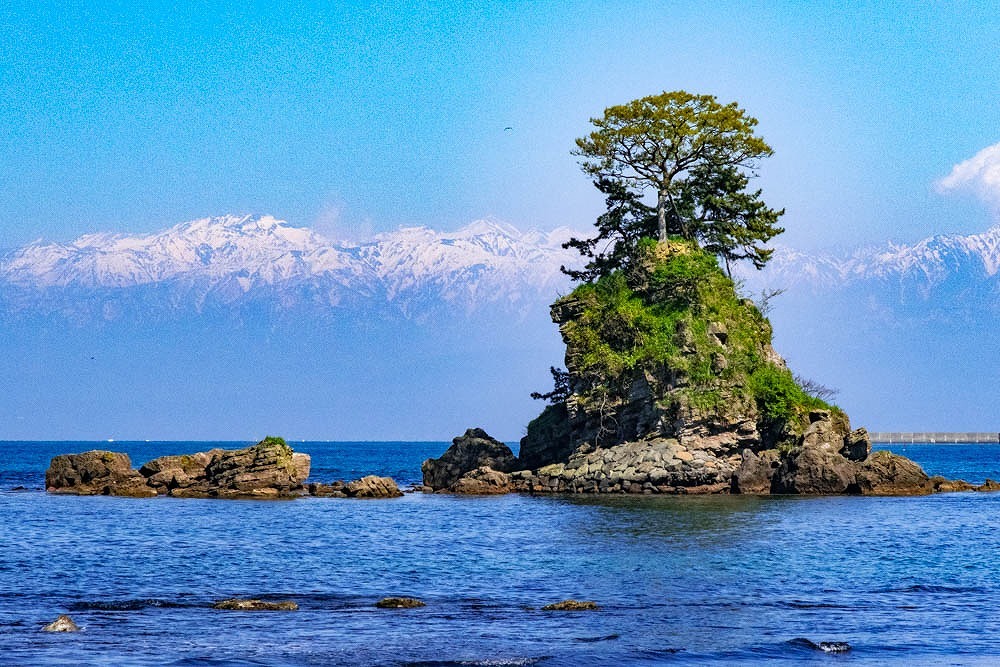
[448,466,513,494]
[344,475,404,498]
[422,428,518,490]
[731,411,933,495]
[46,451,156,497]
[308,476,403,498]
[46,438,310,499]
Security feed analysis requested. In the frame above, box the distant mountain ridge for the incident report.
[5,214,1000,323]
[748,223,1000,303]
[0,214,582,322]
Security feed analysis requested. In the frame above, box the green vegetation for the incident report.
[559,240,832,433]
[573,90,784,272]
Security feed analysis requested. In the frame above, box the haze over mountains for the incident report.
[2,215,998,439]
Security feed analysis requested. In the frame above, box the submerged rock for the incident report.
[790,637,851,653]
[212,598,298,611]
[421,428,518,491]
[41,615,80,632]
[374,597,425,609]
[541,599,599,611]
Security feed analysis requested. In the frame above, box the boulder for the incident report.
[344,476,403,499]
[773,443,857,495]
[42,615,79,632]
[46,451,155,497]
[212,598,298,611]
[421,428,518,490]
[449,466,513,494]
[731,449,780,494]
[855,450,933,496]
[374,597,425,608]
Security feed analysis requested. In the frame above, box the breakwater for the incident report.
[871,432,1000,444]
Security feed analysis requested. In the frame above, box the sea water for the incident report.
[2,441,1000,665]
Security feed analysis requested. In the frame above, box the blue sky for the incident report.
[3,1,1000,252]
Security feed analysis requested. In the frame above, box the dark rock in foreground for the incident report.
[47,438,310,499]
[212,598,298,611]
[542,599,599,611]
[374,597,425,608]
[42,615,80,632]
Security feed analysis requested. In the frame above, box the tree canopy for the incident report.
[572,90,784,275]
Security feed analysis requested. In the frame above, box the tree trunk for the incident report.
[657,189,667,242]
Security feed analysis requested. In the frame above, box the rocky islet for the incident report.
[422,241,990,498]
[45,437,403,500]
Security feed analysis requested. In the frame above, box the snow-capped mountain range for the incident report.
[5,213,1000,323]
[747,224,1000,298]
[0,214,582,322]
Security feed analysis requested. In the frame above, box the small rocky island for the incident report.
[424,91,983,498]
[45,437,402,499]
[422,241,987,497]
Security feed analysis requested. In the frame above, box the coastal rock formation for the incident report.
[308,477,403,498]
[344,475,404,498]
[46,451,156,497]
[46,438,310,499]
[200,440,310,498]
[421,428,518,490]
[139,451,221,495]
[449,466,513,494]
[430,241,946,497]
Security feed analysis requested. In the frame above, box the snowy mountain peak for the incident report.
[0,215,586,319]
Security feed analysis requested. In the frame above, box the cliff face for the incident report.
[520,241,814,477]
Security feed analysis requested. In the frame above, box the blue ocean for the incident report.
[3,440,1000,665]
